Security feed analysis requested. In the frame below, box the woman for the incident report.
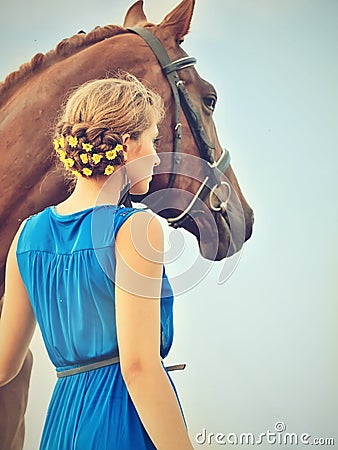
[0,73,193,449]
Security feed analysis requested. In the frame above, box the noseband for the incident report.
[127,27,231,229]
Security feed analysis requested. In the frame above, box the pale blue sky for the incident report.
[1,1,337,448]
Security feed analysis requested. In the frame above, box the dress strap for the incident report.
[56,356,186,378]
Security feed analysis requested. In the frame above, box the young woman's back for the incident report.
[16,204,182,449]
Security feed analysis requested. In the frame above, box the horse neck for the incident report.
[0,25,127,109]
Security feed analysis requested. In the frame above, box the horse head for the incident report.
[123,1,254,261]
[0,0,254,297]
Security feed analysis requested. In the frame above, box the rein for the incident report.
[127,27,231,228]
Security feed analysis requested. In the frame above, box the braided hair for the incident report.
[53,73,164,179]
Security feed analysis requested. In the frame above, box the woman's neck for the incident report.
[55,168,126,215]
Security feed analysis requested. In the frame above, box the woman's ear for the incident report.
[122,134,130,162]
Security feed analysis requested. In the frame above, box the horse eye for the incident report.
[203,96,217,112]
[152,137,161,147]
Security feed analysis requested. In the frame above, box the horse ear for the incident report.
[158,0,195,43]
[123,1,148,27]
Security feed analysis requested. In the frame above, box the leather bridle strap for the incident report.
[127,26,232,228]
[127,26,195,189]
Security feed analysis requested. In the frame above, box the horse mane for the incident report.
[0,24,129,108]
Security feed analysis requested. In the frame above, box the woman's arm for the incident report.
[115,211,193,450]
[0,223,36,387]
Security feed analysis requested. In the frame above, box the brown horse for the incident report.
[0,0,254,448]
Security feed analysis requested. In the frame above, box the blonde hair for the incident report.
[53,72,164,178]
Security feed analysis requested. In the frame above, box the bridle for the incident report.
[127,27,231,229]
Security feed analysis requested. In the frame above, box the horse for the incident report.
[0,1,254,448]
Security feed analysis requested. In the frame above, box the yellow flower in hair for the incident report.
[63,158,75,169]
[68,136,78,148]
[80,153,89,164]
[72,170,81,178]
[82,143,93,152]
[115,144,123,152]
[105,149,117,160]
[104,165,114,176]
[57,149,66,160]
[59,136,65,148]
[92,154,103,164]
[82,168,92,177]
[53,139,60,151]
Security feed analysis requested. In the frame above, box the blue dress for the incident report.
[16,205,185,449]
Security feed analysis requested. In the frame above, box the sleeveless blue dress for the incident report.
[16,205,185,450]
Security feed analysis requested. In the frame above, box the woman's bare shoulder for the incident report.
[116,210,164,264]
